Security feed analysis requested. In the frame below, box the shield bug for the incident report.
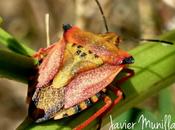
[28,24,134,129]
[27,0,173,130]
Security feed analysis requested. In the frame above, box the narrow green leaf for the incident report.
[0,28,35,56]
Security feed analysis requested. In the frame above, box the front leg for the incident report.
[117,68,135,85]
[33,43,56,60]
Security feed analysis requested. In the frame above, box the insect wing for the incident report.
[64,64,124,108]
[36,39,66,88]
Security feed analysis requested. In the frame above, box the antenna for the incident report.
[139,38,173,45]
[123,37,173,45]
[94,0,109,32]
[45,13,50,47]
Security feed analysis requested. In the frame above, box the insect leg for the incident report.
[95,87,123,130]
[73,95,112,130]
[104,87,123,113]
[94,69,133,129]
[117,68,134,85]
[33,43,56,60]
[111,87,123,106]
[96,117,102,130]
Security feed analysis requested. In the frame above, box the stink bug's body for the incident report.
[27,24,134,129]
[27,1,135,129]
[26,0,174,129]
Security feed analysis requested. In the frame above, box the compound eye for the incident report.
[63,24,72,32]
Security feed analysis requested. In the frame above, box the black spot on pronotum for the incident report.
[80,52,87,57]
[76,50,81,55]
[63,24,72,32]
[88,50,92,54]
[72,43,76,47]
[94,54,99,58]
[77,45,82,48]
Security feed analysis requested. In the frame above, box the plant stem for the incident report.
[0,49,36,83]
[0,28,35,56]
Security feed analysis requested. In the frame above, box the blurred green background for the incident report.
[0,0,175,130]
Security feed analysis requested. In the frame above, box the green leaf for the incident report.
[0,28,35,56]
[159,87,173,115]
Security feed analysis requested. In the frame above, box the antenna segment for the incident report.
[95,0,109,32]
[140,38,173,45]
